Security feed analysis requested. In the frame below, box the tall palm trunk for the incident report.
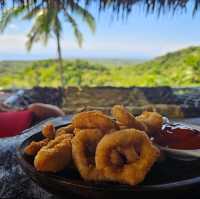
[55,27,65,103]
[56,33,65,88]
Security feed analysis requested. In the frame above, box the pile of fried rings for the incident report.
[24,105,163,186]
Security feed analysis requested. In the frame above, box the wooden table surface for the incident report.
[0,116,200,199]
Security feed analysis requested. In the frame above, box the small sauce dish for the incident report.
[154,121,200,161]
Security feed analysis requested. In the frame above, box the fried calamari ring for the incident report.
[110,146,138,167]
[73,128,82,135]
[24,138,49,156]
[110,150,124,167]
[136,111,163,136]
[42,122,56,139]
[73,127,117,136]
[72,111,116,132]
[95,129,160,186]
[111,105,146,131]
[56,124,74,137]
[34,134,72,172]
[72,129,104,181]
[120,146,139,163]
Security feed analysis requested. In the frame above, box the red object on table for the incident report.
[154,122,200,150]
[0,110,33,138]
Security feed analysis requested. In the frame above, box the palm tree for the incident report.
[0,0,199,17]
[0,2,96,88]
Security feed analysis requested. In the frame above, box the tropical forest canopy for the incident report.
[1,46,200,89]
[1,1,200,89]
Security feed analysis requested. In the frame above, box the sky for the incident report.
[0,2,200,60]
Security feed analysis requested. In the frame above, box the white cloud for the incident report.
[81,39,200,57]
[8,24,18,30]
[0,34,26,52]
[0,34,77,53]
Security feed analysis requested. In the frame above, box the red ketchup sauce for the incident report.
[154,123,200,150]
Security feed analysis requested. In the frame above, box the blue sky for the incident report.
[0,3,200,60]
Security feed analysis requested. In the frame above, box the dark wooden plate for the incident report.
[17,123,200,199]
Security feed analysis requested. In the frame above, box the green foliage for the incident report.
[0,3,96,88]
[0,6,26,32]
[1,46,200,88]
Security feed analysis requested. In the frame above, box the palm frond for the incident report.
[26,9,54,50]
[65,12,83,47]
[22,5,41,20]
[0,6,25,32]
[26,28,39,51]
[1,0,200,16]
[71,3,96,33]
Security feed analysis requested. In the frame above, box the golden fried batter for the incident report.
[42,122,55,139]
[112,105,146,131]
[72,111,116,132]
[95,129,160,186]
[136,111,163,136]
[25,105,164,187]
[34,134,72,172]
[72,129,104,181]
[24,138,49,156]
[56,124,74,137]
[110,146,138,168]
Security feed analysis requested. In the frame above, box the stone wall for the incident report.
[2,86,200,118]
[62,86,200,118]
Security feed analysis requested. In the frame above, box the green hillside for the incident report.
[132,46,200,86]
[0,61,33,75]
[0,46,200,88]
